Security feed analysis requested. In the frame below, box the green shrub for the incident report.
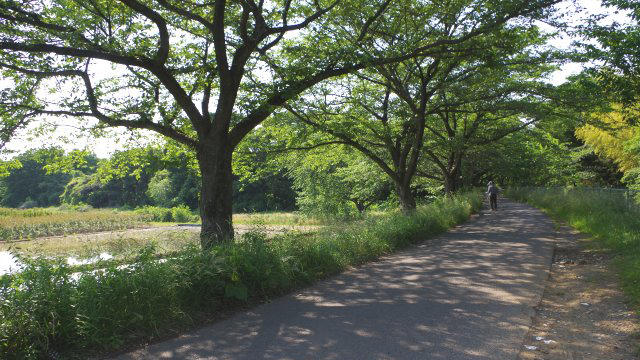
[135,206,173,222]
[18,199,38,209]
[135,206,197,223]
[171,206,195,223]
[58,203,94,212]
[0,192,482,359]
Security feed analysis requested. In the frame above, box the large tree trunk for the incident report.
[395,181,416,213]
[443,171,460,195]
[198,140,234,249]
[443,155,463,196]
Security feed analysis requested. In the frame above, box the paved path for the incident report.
[116,200,556,360]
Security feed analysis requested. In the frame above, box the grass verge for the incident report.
[506,187,640,311]
[0,193,481,359]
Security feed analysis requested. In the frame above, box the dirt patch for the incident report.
[518,225,640,360]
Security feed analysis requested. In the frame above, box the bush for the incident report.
[0,193,482,359]
[18,199,38,209]
[58,203,94,212]
[135,206,197,223]
[135,206,172,222]
[171,206,195,223]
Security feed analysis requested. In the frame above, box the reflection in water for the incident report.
[67,252,113,266]
[0,251,115,276]
[0,251,21,275]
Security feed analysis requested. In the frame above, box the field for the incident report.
[0,193,482,359]
[0,207,153,241]
[0,223,321,265]
[0,206,325,263]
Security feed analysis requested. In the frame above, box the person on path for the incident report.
[486,181,500,211]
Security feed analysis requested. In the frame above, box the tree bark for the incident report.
[197,139,234,249]
[443,154,463,196]
[395,181,416,213]
[443,169,462,195]
[443,173,457,195]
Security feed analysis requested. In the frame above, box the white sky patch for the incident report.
[2,115,157,159]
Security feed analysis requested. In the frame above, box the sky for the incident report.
[0,0,633,160]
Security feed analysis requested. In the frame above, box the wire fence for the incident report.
[516,186,640,213]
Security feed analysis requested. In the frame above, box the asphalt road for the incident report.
[115,199,556,360]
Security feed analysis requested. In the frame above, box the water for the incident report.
[0,251,22,275]
[0,251,115,276]
[67,252,113,266]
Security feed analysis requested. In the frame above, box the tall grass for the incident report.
[0,208,152,241]
[506,187,640,310]
[232,211,326,226]
[135,207,323,225]
[0,193,482,359]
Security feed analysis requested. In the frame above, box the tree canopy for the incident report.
[7,0,640,248]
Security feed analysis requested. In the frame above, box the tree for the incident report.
[0,0,560,247]
[460,126,576,187]
[146,169,174,206]
[575,104,640,187]
[0,147,95,207]
[233,124,385,215]
[233,171,296,213]
[580,0,640,103]
[286,145,391,217]
[282,8,559,210]
[417,85,559,194]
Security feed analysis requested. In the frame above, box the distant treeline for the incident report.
[0,146,296,213]
[0,118,629,217]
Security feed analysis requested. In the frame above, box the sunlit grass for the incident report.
[506,187,640,311]
[232,211,326,225]
[0,207,325,245]
[0,228,200,259]
[0,223,320,261]
[0,207,152,241]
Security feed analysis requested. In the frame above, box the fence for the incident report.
[517,186,640,213]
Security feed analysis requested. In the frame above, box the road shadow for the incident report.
[116,200,556,360]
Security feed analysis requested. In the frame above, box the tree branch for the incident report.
[119,0,170,63]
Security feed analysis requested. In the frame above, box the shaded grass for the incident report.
[506,187,640,311]
[0,193,482,359]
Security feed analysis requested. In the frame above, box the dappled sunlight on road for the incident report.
[116,200,556,360]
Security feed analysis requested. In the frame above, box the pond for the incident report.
[0,251,114,276]
[0,251,21,275]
